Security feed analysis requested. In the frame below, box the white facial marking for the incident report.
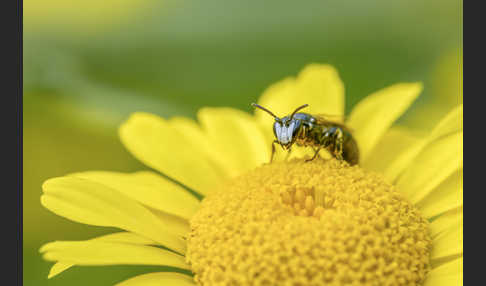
[275,121,295,144]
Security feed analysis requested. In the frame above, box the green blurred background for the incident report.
[23,0,462,285]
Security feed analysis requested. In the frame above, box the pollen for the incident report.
[186,158,431,286]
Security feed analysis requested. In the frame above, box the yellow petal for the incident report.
[116,272,195,286]
[417,169,463,219]
[385,104,463,182]
[346,82,423,161]
[69,171,200,220]
[46,231,156,278]
[256,77,297,124]
[257,64,345,119]
[424,257,463,286]
[430,207,463,238]
[197,108,269,177]
[294,64,345,116]
[396,131,463,204]
[169,116,231,178]
[149,207,190,238]
[362,126,420,173]
[47,262,73,279]
[431,223,463,262]
[41,241,189,269]
[119,112,225,195]
[41,177,186,254]
[255,64,345,147]
[428,103,463,140]
[91,231,156,244]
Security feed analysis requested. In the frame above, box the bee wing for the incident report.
[314,113,346,121]
[313,114,354,132]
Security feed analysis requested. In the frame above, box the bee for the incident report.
[252,103,359,165]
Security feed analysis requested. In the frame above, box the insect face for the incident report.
[273,117,301,148]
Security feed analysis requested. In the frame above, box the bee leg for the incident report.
[306,147,321,162]
[333,128,344,161]
[270,140,279,163]
[284,147,292,161]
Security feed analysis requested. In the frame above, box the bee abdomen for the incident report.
[342,137,360,165]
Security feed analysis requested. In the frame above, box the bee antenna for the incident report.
[251,103,280,121]
[290,104,309,120]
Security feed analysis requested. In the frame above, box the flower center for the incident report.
[186,158,431,286]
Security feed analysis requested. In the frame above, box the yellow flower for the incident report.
[24,0,152,35]
[40,64,463,286]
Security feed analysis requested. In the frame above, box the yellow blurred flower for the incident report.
[40,64,463,286]
[24,0,153,35]
[405,48,463,131]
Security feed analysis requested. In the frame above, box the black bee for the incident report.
[252,103,359,165]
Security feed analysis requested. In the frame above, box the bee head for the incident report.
[273,117,301,148]
[251,103,309,148]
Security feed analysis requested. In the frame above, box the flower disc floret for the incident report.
[186,158,431,286]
